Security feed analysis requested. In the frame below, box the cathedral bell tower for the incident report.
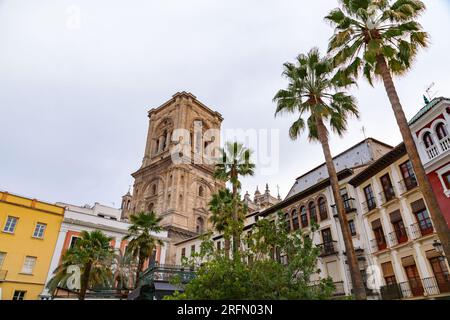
[121,92,223,263]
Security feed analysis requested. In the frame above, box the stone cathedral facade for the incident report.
[121,92,224,263]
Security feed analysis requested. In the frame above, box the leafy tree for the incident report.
[214,142,255,255]
[123,211,164,288]
[326,0,450,261]
[111,248,137,295]
[273,48,366,299]
[46,230,115,300]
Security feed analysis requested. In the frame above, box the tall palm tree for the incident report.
[326,0,450,262]
[46,230,114,300]
[123,211,163,288]
[214,142,255,255]
[273,48,366,300]
[209,188,234,255]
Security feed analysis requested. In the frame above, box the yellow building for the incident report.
[0,191,64,300]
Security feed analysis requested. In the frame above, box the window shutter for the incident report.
[389,210,403,223]
[381,261,395,277]
[410,199,426,213]
[401,255,416,267]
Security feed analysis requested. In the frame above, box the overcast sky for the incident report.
[1,0,449,208]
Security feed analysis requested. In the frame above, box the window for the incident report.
[348,220,357,236]
[300,206,308,228]
[340,188,351,212]
[217,241,221,251]
[436,123,448,140]
[12,290,26,300]
[284,212,291,231]
[291,210,299,230]
[381,262,396,285]
[380,173,395,202]
[390,210,408,244]
[399,161,417,191]
[191,245,196,255]
[371,219,387,251]
[152,184,157,195]
[441,170,450,189]
[363,185,376,211]
[33,223,46,239]
[308,202,317,223]
[196,217,204,234]
[3,216,18,233]
[414,208,433,236]
[0,252,6,267]
[423,132,434,148]
[318,197,328,221]
[69,236,79,249]
[21,256,36,274]
[198,186,204,197]
[181,248,186,259]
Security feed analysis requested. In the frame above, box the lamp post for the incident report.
[432,240,445,262]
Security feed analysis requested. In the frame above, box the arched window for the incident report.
[309,201,317,223]
[148,203,154,212]
[436,123,449,140]
[300,206,308,228]
[198,185,204,197]
[284,212,291,231]
[179,194,183,206]
[423,132,434,148]
[291,209,299,230]
[318,197,328,221]
[127,200,131,210]
[152,184,157,196]
[196,217,205,234]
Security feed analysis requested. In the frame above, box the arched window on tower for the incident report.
[152,184,157,196]
[148,203,154,212]
[198,185,204,197]
[318,197,328,221]
[423,132,434,148]
[436,123,449,140]
[196,217,205,234]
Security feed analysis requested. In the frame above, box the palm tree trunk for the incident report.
[135,256,144,289]
[316,117,367,300]
[377,55,450,265]
[231,168,240,257]
[79,262,92,300]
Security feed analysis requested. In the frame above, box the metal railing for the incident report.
[379,188,396,205]
[388,227,409,246]
[439,136,450,152]
[426,145,439,160]
[331,198,357,215]
[317,241,339,257]
[398,176,418,194]
[380,274,450,299]
[410,220,434,239]
[370,237,388,253]
[362,197,377,213]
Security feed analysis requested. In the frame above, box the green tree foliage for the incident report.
[166,211,334,300]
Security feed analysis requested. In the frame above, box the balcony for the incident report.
[439,136,450,153]
[410,219,434,239]
[425,145,439,160]
[362,197,377,213]
[398,176,418,194]
[317,241,339,257]
[370,236,388,253]
[380,274,450,299]
[331,198,357,215]
[0,270,7,281]
[379,188,396,205]
[388,227,409,246]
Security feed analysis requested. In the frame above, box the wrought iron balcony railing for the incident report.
[362,197,377,213]
[370,236,388,253]
[331,198,357,215]
[410,219,434,239]
[379,188,396,205]
[398,176,418,194]
[380,274,450,299]
[388,227,409,246]
[317,241,339,257]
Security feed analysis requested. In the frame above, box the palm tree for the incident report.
[214,142,255,255]
[123,211,163,288]
[112,249,137,296]
[46,230,114,300]
[273,48,366,300]
[326,0,450,262]
[209,188,234,255]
